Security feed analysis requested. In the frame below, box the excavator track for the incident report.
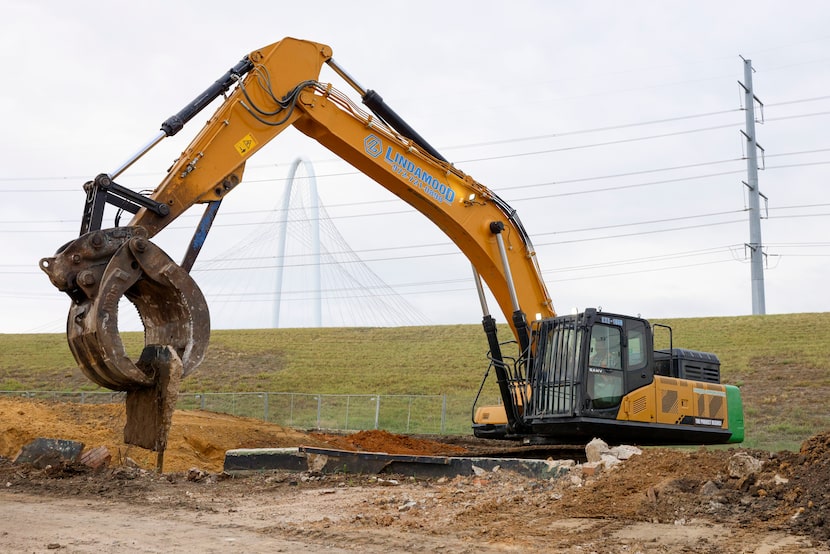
[40,227,210,391]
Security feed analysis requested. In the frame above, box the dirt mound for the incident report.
[799,430,830,463]
[0,397,466,473]
[0,397,330,472]
[553,438,830,544]
[786,431,830,541]
[309,429,469,456]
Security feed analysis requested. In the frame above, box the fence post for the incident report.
[441,395,447,434]
[264,392,269,422]
[374,395,380,430]
[406,396,412,433]
[345,395,350,432]
[316,396,322,429]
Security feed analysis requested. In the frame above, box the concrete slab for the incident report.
[223,446,571,480]
[223,447,307,473]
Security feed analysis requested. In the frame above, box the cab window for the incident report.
[588,324,623,410]
[626,321,647,371]
[589,324,621,370]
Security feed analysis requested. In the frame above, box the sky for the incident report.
[2,1,829,333]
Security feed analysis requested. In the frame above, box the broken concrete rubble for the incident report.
[13,438,112,471]
[78,446,111,471]
[225,436,645,482]
[728,451,764,478]
[13,438,85,469]
[583,437,642,472]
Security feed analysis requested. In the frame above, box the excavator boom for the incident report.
[41,37,553,394]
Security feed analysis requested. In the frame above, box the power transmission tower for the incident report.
[739,57,767,315]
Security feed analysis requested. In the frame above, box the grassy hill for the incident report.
[1,312,828,451]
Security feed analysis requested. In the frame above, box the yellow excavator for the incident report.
[40,38,743,446]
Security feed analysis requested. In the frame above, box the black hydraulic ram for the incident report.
[160,57,255,137]
[83,57,254,244]
[109,57,255,181]
[325,58,447,163]
[473,268,522,431]
[326,57,540,271]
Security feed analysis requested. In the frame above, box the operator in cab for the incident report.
[589,334,623,410]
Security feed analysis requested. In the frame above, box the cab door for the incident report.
[622,317,654,395]
[583,315,654,417]
[585,322,624,414]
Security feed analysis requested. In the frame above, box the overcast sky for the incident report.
[2,1,829,333]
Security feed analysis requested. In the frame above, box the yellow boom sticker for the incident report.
[235,134,257,156]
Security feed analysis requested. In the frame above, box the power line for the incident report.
[3,96,830,190]
[7,136,829,212]
[4,158,829,241]
[766,95,830,107]
[189,246,748,301]
[7,210,829,276]
[195,219,747,271]
[189,210,752,266]
[446,109,742,150]
[536,219,747,246]
[543,245,740,273]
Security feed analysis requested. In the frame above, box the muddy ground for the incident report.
[1,397,829,553]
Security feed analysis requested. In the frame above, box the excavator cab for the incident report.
[473,309,744,445]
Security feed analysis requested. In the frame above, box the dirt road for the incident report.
[1,397,828,553]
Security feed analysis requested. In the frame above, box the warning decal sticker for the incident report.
[235,133,257,156]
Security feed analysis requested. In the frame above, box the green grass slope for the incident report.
[1,312,828,451]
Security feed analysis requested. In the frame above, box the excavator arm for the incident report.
[40,37,554,399]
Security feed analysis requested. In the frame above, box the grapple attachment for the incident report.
[40,227,209,391]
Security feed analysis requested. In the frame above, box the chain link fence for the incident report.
[0,391,495,435]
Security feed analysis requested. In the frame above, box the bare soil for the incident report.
[1,397,829,553]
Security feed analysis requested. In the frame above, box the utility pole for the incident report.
[739,57,766,315]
